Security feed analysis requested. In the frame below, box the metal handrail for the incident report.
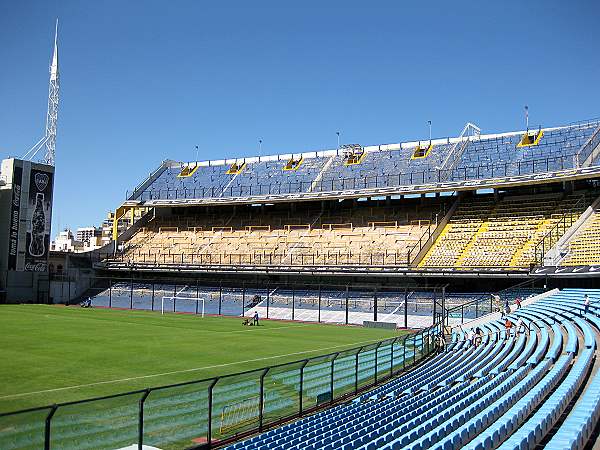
[533,193,588,265]
[406,203,448,266]
[127,159,171,200]
[445,279,540,324]
[108,250,413,267]
[576,123,600,167]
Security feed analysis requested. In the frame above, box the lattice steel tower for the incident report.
[44,19,60,166]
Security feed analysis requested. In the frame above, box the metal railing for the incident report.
[71,278,448,328]
[445,279,544,324]
[129,153,582,202]
[533,194,588,265]
[104,250,414,267]
[0,324,442,450]
[575,123,600,167]
[438,122,480,180]
[127,160,170,201]
[406,224,436,267]
[106,203,449,270]
[405,202,450,266]
[446,293,494,325]
[95,252,538,272]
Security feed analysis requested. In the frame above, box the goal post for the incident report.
[161,296,205,317]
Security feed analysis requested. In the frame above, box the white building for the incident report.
[51,229,83,252]
[76,226,101,245]
[51,227,103,253]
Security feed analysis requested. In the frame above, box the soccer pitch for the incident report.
[0,305,403,413]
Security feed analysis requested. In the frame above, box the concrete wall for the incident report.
[2,270,49,303]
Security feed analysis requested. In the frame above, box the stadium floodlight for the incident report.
[336,131,340,149]
[259,139,262,157]
[161,296,205,317]
[195,145,199,162]
[428,120,432,143]
[45,18,60,166]
[23,19,60,165]
[525,105,529,132]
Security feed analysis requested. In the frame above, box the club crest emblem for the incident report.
[35,173,49,191]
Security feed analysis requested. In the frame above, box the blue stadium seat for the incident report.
[132,122,600,201]
[225,289,600,450]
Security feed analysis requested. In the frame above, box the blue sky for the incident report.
[1,1,599,235]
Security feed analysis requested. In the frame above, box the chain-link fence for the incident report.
[445,279,545,324]
[77,278,454,329]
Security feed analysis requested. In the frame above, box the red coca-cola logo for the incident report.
[25,262,47,272]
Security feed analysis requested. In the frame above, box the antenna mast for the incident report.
[44,19,60,166]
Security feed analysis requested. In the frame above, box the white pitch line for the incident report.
[208,323,315,335]
[0,337,391,400]
[13,307,314,336]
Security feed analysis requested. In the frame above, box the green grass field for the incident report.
[0,305,402,413]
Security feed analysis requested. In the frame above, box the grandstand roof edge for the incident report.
[127,164,600,210]
[164,120,599,169]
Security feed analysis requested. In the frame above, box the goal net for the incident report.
[219,396,260,434]
[161,296,205,317]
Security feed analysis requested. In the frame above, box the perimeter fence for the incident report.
[69,278,454,329]
[0,323,441,450]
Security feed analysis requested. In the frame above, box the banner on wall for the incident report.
[24,168,53,272]
[7,165,23,270]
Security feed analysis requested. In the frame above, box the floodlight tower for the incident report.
[44,19,60,166]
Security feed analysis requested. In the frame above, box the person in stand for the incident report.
[515,297,522,310]
[492,294,500,314]
[468,328,475,347]
[253,311,260,326]
[439,331,447,350]
[475,327,483,347]
[504,318,513,340]
[502,299,511,319]
[516,317,524,337]
[584,294,591,314]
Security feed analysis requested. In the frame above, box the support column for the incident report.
[318,284,322,323]
[345,285,349,325]
[373,287,378,322]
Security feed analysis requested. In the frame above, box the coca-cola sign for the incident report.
[25,168,53,272]
[24,262,48,272]
[7,165,22,270]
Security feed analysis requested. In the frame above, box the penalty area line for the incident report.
[0,336,390,401]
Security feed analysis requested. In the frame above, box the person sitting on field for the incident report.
[80,297,92,308]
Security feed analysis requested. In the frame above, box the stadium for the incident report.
[2,6,600,450]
